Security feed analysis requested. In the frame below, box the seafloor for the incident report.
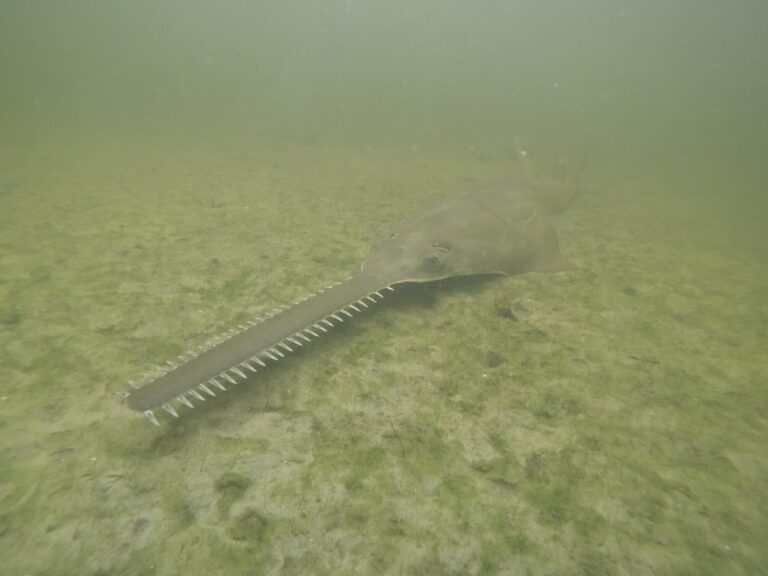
[0,133,765,575]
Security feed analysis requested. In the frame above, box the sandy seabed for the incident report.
[0,132,765,575]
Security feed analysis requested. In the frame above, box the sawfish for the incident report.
[124,140,582,425]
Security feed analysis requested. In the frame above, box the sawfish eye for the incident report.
[422,241,451,269]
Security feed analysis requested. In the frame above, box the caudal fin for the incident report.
[515,137,589,213]
[514,137,537,184]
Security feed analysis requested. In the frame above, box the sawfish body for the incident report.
[125,145,578,425]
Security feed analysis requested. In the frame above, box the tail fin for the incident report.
[514,137,536,184]
[514,137,588,213]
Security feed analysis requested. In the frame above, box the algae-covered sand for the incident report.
[0,136,766,575]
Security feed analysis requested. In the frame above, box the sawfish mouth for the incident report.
[123,273,398,426]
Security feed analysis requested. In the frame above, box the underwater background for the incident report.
[1,1,766,574]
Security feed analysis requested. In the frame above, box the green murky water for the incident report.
[1,2,766,575]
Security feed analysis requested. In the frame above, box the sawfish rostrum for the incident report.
[124,142,579,425]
